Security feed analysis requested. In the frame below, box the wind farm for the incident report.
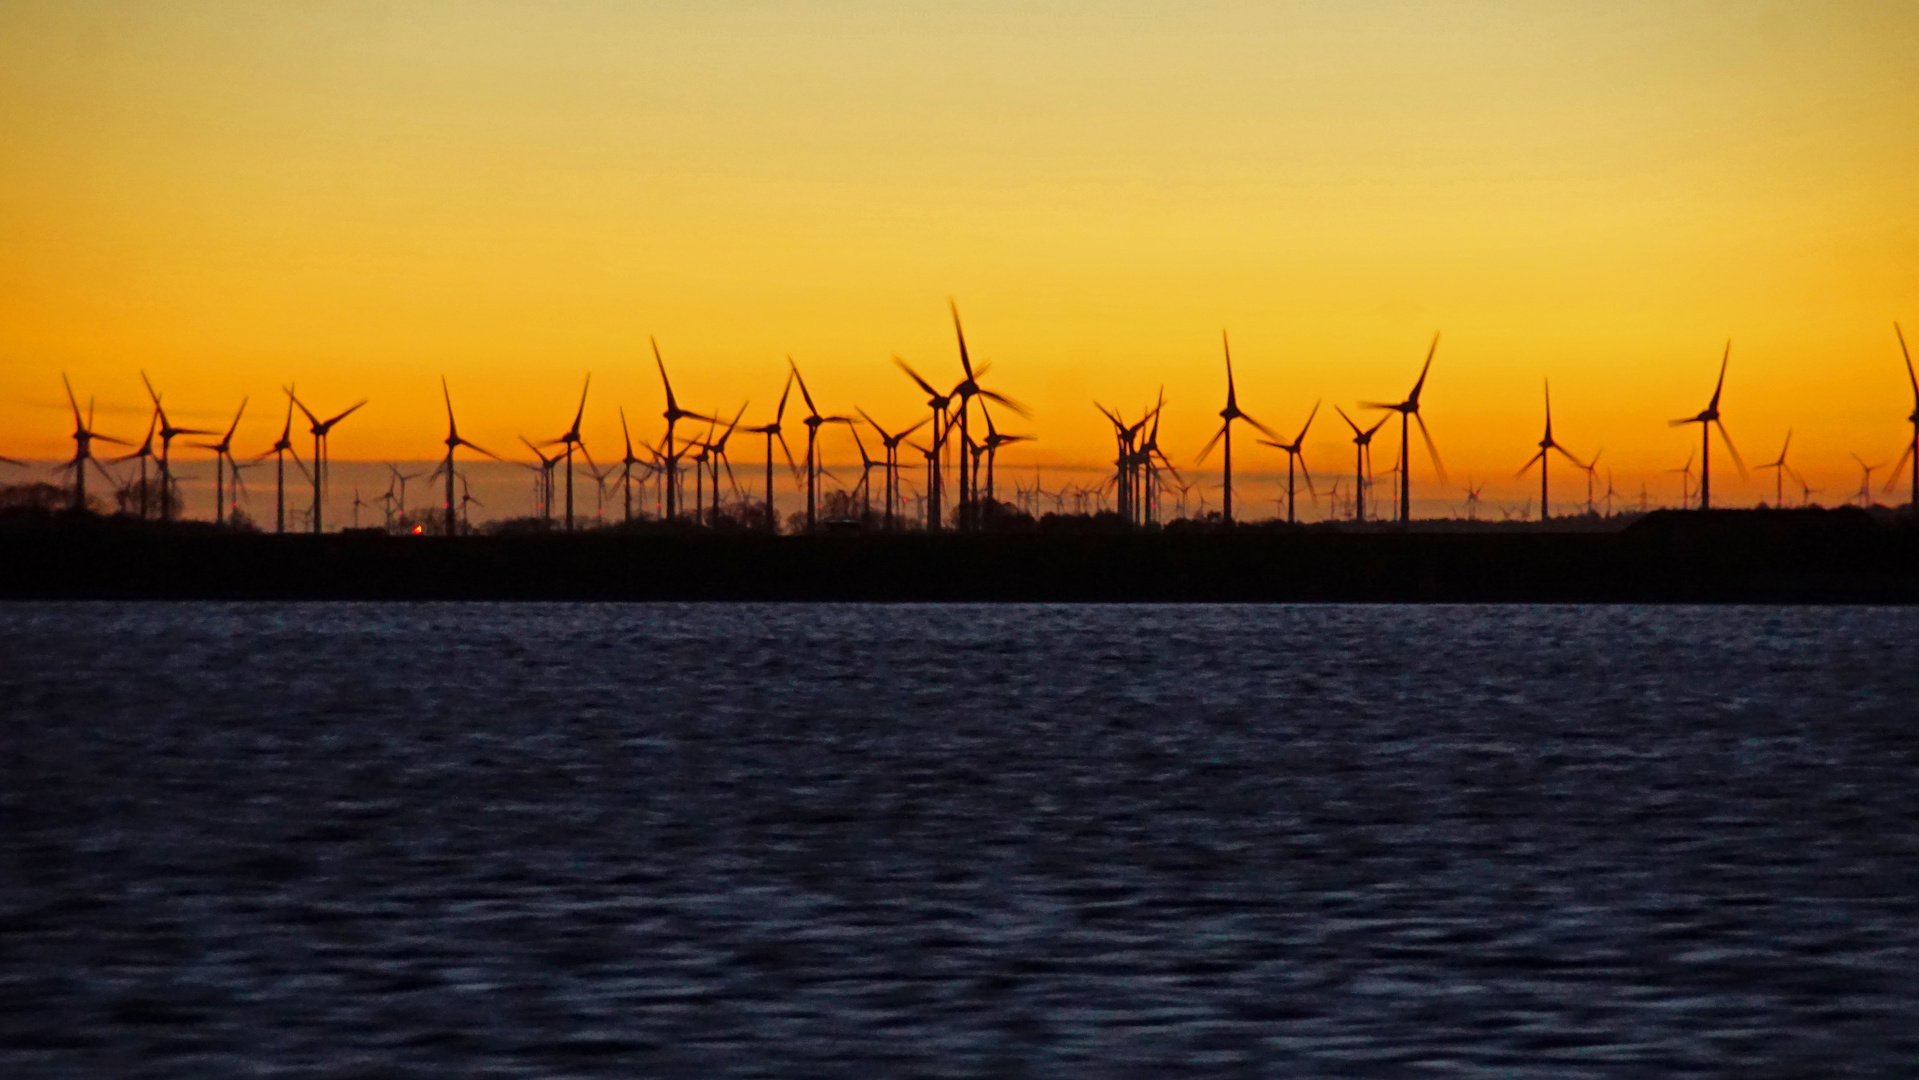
[6,320,1919,535]
[2,313,1915,603]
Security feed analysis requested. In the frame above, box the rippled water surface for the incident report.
[4,603,1918,1077]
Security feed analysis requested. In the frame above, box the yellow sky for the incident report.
[3,1,1917,515]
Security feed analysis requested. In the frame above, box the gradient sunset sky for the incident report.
[3,1,1916,514]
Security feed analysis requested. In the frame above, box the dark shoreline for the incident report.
[4,508,1913,603]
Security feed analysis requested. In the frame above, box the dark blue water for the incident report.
[3,603,1917,1077]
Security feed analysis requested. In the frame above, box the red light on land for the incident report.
[412,525,424,535]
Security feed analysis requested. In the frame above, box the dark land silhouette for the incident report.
[1,506,1913,602]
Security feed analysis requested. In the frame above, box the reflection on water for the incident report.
[3,603,1917,1076]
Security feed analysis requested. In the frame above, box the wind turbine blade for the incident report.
[652,337,679,412]
[289,392,320,427]
[892,355,940,399]
[1356,401,1400,411]
[1898,322,1918,398]
[1551,445,1585,469]
[1517,450,1545,476]
[1668,417,1699,428]
[1709,339,1730,410]
[776,430,800,476]
[1414,412,1447,483]
[1716,420,1746,477]
[1240,412,1280,442]
[1298,457,1316,495]
[1195,423,1227,464]
[62,374,83,423]
[569,373,592,433]
[325,400,368,427]
[720,401,749,442]
[1221,330,1236,411]
[976,388,1030,417]
[1408,332,1439,403]
[950,299,974,379]
[1883,444,1913,493]
[1333,404,1362,436]
[1295,400,1320,444]
[775,370,795,424]
[222,397,248,442]
[788,357,819,416]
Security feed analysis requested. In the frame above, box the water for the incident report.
[3,603,1916,1077]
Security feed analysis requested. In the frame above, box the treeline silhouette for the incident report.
[0,503,1912,603]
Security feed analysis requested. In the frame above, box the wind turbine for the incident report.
[1360,333,1445,522]
[111,410,159,519]
[519,436,561,526]
[387,463,427,524]
[1669,341,1745,509]
[140,372,212,522]
[978,403,1034,518]
[289,390,366,534]
[1756,430,1798,507]
[1462,479,1485,521]
[1135,394,1179,525]
[1850,453,1886,508]
[893,355,954,530]
[857,407,928,531]
[1332,405,1389,522]
[849,427,884,523]
[653,338,711,523]
[789,359,853,532]
[436,378,499,536]
[945,301,1026,530]
[192,397,248,527]
[1256,400,1319,525]
[1516,380,1585,521]
[1890,324,1918,509]
[59,375,126,512]
[1196,331,1277,523]
[459,474,482,530]
[703,403,749,527]
[1578,448,1603,516]
[1668,449,1695,508]
[743,373,799,534]
[255,390,307,534]
[615,407,653,525]
[543,374,592,530]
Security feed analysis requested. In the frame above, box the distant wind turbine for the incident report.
[1196,331,1277,523]
[1668,341,1745,509]
[1360,333,1445,523]
[1516,380,1585,522]
[289,390,366,534]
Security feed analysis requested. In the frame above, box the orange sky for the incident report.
[3,2,1917,519]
